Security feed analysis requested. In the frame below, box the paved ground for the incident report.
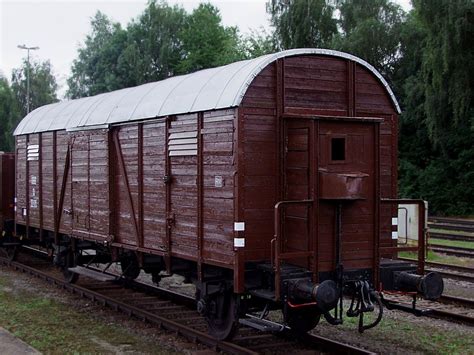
[0,327,41,354]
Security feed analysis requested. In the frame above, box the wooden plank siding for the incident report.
[70,130,110,242]
[238,55,398,274]
[240,64,278,261]
[13,53,399,289]
[15,135,27,227]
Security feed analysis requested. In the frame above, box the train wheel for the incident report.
[205,290,238,340]
[285,305,321,333]
[62,250,79,284]
[120,256,140,280]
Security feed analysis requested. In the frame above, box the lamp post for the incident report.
[17,44,39,114]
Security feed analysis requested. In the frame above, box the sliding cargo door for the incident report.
[71,131,109,242]
[112,123,168,251]
[168,114,199,259]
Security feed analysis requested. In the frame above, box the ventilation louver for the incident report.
[27,144,39,161]
[168,131,197,156]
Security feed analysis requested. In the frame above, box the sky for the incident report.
[0,0,411,98]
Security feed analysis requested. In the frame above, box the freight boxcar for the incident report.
[6,49,443,339]
[0,153,15,244]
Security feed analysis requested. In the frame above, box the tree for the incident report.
[177,3,244,73]
[67,2,188,98]
[122,1,187,83]
[0,75,20,151]
[266,0,338,49]
[67,11,129,98]
[397,1,474,215]
[240,28,276,59]
[332,0,406,79]
[416,0,473,154]
[11,59,58,118]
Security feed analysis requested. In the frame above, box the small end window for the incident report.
[331,138,345,161]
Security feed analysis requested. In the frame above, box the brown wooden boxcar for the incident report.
[0,152,15,231]
[9,49,442,339]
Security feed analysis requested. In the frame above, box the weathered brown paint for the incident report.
[13,54,400,294]
[55,146,70,238]
[164,116,172,272]
[0,153,15,229]
[197,112,204,281]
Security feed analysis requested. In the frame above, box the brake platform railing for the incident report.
[380,199,427,275]
[271,199,314,300]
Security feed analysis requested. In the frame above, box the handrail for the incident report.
[273,199,313,301]
[380,199,426,275]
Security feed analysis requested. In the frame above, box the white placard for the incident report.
[392,217,398,226]
[215,175,223,188]
[234,222,245,231]
[234,238,245,247]
[31,176,37,185]
[391,231,398,239]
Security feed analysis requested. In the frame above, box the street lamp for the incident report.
[17,44,40,114]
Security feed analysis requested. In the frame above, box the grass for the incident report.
[398,249,472,267]
[334,309,474,354]
[0,275,178,354]
[429,238,474,250]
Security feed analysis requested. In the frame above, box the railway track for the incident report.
[427,269,474,283]
[383,294,474,327]
[428,245,474,258]
[428,217,474,234]
[429,231,474,242]
[397,257,474,283]
[0,250,374,355]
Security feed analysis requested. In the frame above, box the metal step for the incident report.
[239,316,285,332]
[256,262,312,280]
[68,266,117,282]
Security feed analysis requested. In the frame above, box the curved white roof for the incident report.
[14,48,401,136]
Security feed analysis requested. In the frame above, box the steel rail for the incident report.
[428,216,474,227]
[398,257,474,273]
[427,309,474,326]
[429,231,474,242]
[426,269,474,283]
[428,246,474,258]
[0,257,257,355]
[0,252,375,355]
[439,295,474,308]
[384,296,474,327]
[428,223,474,233]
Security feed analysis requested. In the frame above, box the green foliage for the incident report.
[239,29,277,59]
[415,0,473,153]
[61,0,473,216]
[398,0,474,215]
[0,75,20,151]
[123,1,187,83]
[267,0,337,49]
[67,1,246,98]
[67,11,130,98]
[11,59,58,118]
[331,0,406,79]
[177,3,244,73]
